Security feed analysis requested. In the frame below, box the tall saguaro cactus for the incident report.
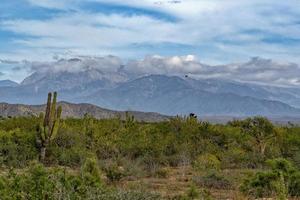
[37,92,62,162]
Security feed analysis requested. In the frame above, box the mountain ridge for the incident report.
[84,75,300,116]
[0,101,170,122]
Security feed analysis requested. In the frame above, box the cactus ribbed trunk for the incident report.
[37,92,62,163]
[44,93,52,126]
[40,146,46,162]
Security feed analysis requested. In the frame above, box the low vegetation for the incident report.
[0,93,299,199]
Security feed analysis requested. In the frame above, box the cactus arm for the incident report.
[45,126,50,138]
[44,93,52,126]
[39,125,46,141]
[50,121,59,141]
[50,92,57,123]
[50,106,62,141]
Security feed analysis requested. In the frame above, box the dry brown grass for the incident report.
[118,166,252,199]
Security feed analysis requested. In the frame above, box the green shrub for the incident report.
[221,147,247,169]
[289,171,300,196]
[186,184,199,199]
[0,129,37,167]
[240,171,278,198]
[104,164,125,183]
[174,186,213,200]
[240,158,300,198]
[81,157,103,186]
[193,153,221,171]
[154,168,169,178]
[0,161,160,199]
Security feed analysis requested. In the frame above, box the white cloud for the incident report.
[1,0,299,82]
[26,0,75,9]
[130,55,300,86]
[6,0,297,63]
[15,55,300,87]
[1,13,180,50]
[30,55,123,74]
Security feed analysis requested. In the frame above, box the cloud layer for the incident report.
[5,55,298,87]
[128,55,300,86]
[0,0,299,64]
[0,0,299,85]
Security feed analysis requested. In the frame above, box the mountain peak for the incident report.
[0,80,19,87]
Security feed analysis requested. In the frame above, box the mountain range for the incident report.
[1,57,300,117]
[0,101,168,122]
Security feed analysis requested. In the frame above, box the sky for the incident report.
[0,0,300,83]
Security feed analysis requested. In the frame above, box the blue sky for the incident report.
[0,0,300,82]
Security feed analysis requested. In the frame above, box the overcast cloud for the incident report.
[0,0,299,85]
[2,55,297,87]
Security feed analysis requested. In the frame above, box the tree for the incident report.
[36,92,62,162]
[240,117,275,157]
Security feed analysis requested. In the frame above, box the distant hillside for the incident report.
[0,101,170,122]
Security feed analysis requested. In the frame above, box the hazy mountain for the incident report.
[185,78,300,108]
[0,80,19,87]
[22,62,128,93]
[85,75,300,116]
[0,101,169,122]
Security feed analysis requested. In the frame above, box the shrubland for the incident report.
[0,107,300,199]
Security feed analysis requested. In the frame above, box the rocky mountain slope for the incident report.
[0,101,169,122]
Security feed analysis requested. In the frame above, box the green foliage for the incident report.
[0,161,160,200]
[0,128,37,167]
[0,114,299,198]
[193,153,221,171]
[186,184,199,199]
[175,186,213,200]
[154,168,169,178]
[81,157,103,186]
[240,158,300,198]
[231,117,276,158]
[240,170,278,197]
[105,163,125,183]
[125,111,135,129]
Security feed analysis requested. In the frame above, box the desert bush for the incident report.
[115,157,146,179]
[193,153,221,171]
[240,171,278,197]
[81,157,103,186]
[49,128,88,166]
[193,171,232,189]
[104,163,125,183]
[240,158,300,198]
[289,171,300,196]
[221,147,247,169]
[103,190,161,200]
[0,160,161,200]
[0,129,37,167]
[172,185,213,200]
[0,115,300,198]
[154,168,169,178]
